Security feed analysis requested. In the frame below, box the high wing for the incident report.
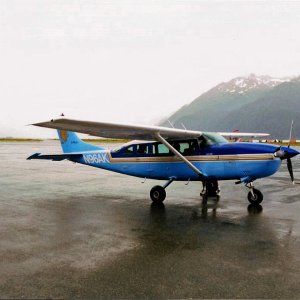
[32,118,202,140]
[32,118,269,140]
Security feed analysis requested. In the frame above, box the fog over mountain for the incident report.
[161,74,300,139]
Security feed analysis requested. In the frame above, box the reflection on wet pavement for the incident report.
[0,142,300,298]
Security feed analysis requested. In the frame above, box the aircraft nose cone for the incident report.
[281,146,299,159]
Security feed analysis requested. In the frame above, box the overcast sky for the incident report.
[1,0,300,138]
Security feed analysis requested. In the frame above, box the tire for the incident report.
[150,185,166,203]
[247,188,263,204]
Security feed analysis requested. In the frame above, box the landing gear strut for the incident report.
[200,180,220,197]
[246,182,263,204]
[150,178,175,203]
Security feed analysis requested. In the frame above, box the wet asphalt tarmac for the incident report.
[0,141,300,299]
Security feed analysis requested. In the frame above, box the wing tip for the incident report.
[32,118,59,127]
[27,119,60,127]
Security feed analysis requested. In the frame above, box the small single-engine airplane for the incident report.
[28,118,299,205]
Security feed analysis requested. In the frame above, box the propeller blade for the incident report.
[288,120,294,148]
[287,157,294,184]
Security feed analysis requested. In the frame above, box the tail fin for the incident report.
[57,130,104,153]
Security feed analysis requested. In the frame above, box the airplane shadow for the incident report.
[247,203,263,214]
[149,197,263,223]
[145,196,267,257]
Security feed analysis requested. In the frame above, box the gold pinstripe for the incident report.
[107,153,275,163]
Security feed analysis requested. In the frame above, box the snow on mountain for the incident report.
[216,74,292,94]
[161,73,300,138]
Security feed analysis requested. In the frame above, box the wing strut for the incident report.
[155,133,205,177]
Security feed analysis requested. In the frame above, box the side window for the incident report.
[124,146,134,155]
[180,142,190,154]
[137,144,147,154]
[171,142,180,152]
[148,144,154,155]
[190,140,199,153]
[198,137,206,149]
[170,141,195,155]
[157,143,170,155]
[151,140,199,156]
[136,144,155,156]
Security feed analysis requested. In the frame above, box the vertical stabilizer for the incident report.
[57,130,104,153]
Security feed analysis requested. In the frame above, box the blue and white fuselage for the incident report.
[28,118,299,205]
[77,144,283,182]
[58,132,294,183]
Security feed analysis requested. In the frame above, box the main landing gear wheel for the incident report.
[150,185,166,203]
[247,188,263,205]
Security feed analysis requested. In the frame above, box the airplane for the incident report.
[27,118,299,205]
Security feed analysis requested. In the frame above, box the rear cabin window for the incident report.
[136,144,153,155]
[112,143,153,158]
[124,145,135,155]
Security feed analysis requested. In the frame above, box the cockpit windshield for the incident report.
[201,133,228,146]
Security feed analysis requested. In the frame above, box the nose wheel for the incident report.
[247,188,263,204]
[246,183,263,204]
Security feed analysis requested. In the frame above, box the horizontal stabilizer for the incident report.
[27,152,82,161]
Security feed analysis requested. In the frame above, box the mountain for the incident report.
[161,74,300,139]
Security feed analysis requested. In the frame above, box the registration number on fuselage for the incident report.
[83,153,110,164]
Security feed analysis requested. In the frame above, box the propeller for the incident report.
[287,120,294,184]
[287,157,294,183]
[273,120,297,184]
